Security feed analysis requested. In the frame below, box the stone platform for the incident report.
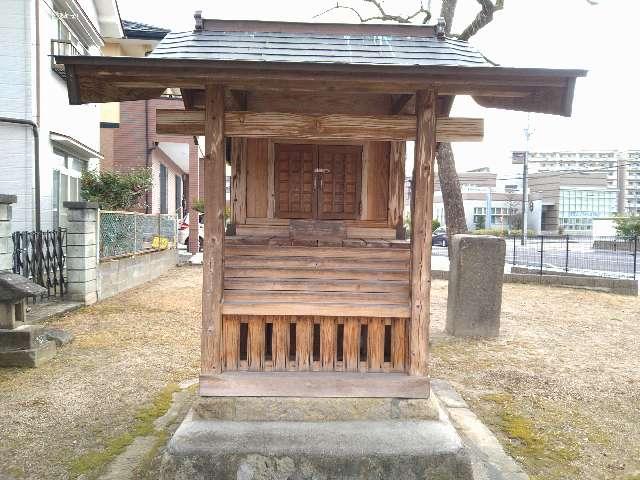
[160,395,474,479]
[0,325,57,367]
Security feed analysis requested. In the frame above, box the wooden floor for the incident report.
[223,244,411,318]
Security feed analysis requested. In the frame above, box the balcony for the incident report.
[51,39,81,80]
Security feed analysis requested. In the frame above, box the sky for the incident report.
[117,0,639,177]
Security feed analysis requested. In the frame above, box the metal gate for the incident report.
[12,228,67,297]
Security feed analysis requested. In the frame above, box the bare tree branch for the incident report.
[314,0,431,24]
[457,0,505,41]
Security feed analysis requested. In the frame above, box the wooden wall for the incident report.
[231,92,401,228]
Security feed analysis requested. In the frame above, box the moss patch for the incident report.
[68,383,179,479]
[479,392,581,479]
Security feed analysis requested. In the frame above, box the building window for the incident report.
[160,164,168,214]
[52,149,87,228]
[175,175,183,217]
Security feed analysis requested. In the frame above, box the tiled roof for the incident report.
[122,20,169,40]
[149,29,492,67]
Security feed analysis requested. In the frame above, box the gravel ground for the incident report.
[430,280,640,480]
[0,266,202,480]
[1,267,638,479]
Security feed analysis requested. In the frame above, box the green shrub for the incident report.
[432,219,441,232]
[473,228,535,237]
[614,215,640,238]
[81,168,151,210]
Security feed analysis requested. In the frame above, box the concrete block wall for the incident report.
[97,248,177,300]
[63,201,99,304]
[0,195,17,272]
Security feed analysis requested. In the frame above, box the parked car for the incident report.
[431,232,448,247]
[178,213,204,250]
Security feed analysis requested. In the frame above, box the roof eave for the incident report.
[56,55,586,117]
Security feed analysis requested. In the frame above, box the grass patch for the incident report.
[68,383,179,479]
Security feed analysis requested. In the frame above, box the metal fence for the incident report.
[12,228,67,297]
[433,235,639,280]
[99,211,177,259]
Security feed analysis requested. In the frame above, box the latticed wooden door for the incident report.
[275,143,361,220]
[317,145,362,220]
[275,144,315,218]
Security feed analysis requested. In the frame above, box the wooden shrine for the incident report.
[57,16,585,400]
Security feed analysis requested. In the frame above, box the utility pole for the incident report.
[486,186,492,229]
[521,115,533,245]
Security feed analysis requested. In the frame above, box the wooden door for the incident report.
[275,143,362,220]
[275,144,315,218]
[317,145,362,220]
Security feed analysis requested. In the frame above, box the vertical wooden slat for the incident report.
[248,316,264,371]
[367,318,385,372]
[409,88,437,379]
[391,317,406,372]
[343,317,360,372]
[273,316,289,371]
[296,316,313,371]
[388,141,406,238]
[320,317,335,370]
[267,140,276,218]
[223,315,240,371]
[201,83,225,376]
[231,137,247,225]
[360,142,370,220]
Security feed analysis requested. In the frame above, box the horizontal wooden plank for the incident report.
[244,218,390,228]
[224,278,409,294]
[235,225,398,240]
[222,301,410,317]
[225,266,408,281]
[224,290,409,304]
[225,255,409,270]
[199,372,429,398]
[225,245,409,260]
[156,110,484,142]
[346,227,397,240]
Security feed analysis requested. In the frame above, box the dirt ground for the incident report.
[0,267,638,479]
[430,280,640,480]
[0,266,202,480]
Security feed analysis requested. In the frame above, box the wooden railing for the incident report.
[222,315,407,373]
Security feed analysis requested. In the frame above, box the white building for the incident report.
[0,0,122,231]
[525,149,640,215]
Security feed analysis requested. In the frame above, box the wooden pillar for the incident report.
[409,88,437,378]
[201,84,225,376]
[230,138,247,226]
[388,141,406,238]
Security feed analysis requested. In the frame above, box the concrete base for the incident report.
[160,396,473,479]
[0,325,57,367]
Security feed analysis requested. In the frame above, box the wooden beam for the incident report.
[388,141,406,238]
[409,88,437,379]
[155,110,484,143]
[201,84,226,376]
[392,94,413,114]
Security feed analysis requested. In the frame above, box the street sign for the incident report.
[512,151,527,165]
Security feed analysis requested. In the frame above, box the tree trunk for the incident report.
[437,0,468,256]
[436,142,468,255]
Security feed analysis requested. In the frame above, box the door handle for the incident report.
[314,168,330,174]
